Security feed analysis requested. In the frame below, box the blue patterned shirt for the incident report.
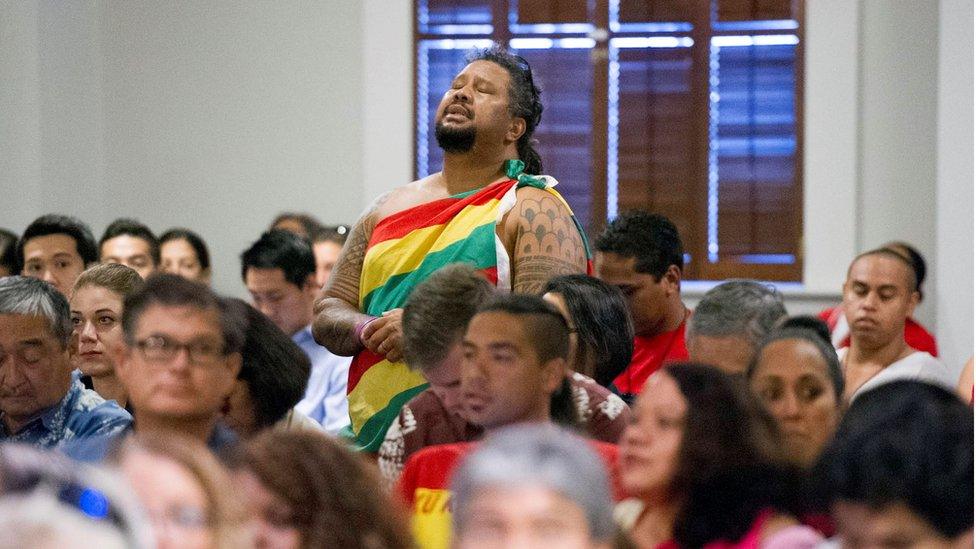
[0,379,132,448]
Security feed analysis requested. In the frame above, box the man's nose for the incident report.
[41,268,57,284]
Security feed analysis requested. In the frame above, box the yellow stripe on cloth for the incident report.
[347,359,428,436]
[359,199,501,303]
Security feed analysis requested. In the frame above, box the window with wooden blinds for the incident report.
[414,0,804,281]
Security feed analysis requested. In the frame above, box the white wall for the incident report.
[935,0,974,370]
[1,1,365,296]
[0,1,971,364]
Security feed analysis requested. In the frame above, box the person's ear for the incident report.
[906,290,920,317]
[507,117,526,143]
[662,264,682,294]
[224,352,243,381]
[542,357,565,394]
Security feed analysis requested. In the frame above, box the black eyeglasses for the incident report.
[134,335,226,364]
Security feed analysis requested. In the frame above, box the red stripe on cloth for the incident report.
[347,349,383,394]
[479,266,498,285]
[369,180,516,246]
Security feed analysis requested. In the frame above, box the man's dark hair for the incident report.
[0,228,20,275]
[222,298,310,428]
[467,45,545,175]
[99,218,160,265]
[814,381,973,539]
[541,274,634,387]
[122,273,245,354]
[240,230,315,289]
[311,225,350,247]
[17,214,98,266]
[270,212,323,239]
[159,228,211,270]
[476,293,569,364]
[403,263,495,372]
[595,211,684,279]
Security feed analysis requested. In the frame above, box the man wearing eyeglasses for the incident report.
[0,276,131,448]
[64,273,243,462]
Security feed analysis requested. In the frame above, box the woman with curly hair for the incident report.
[230,430,413,549]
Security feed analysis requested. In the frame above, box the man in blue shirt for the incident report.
[0,276,131,447]
[241,230,350,434]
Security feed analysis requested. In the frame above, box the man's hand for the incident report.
[361,309,405,363]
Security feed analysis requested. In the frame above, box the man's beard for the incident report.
[435,121,476,153]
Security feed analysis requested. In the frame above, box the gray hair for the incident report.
[0,276,72,348]
[687,280,787,349]
[450,424,615,542]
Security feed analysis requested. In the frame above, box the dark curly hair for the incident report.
[467,44,545,175]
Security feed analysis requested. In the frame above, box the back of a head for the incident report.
[0,227,20,275]
[99,218,160,264]
[815,380,973,540]
[235,430,413,549]
[72,263,145,300]
[270,212,323,238]
[595,211,684,279]
[467,44,544,175]
[240,229,315,287]
[476,293,570,363]
[159,228,211,270]
[541,274,634,386]
[224,297,310,428]
[310,224,349,246]
[18,214,98,266]
[0,275,72,348]
[0,443,153,549]
[118,435,247,549]
[402,263,495,372]
[122,273,244,354]
[664,362,793,547]
[451,424,615,543]
[688,280,787,346]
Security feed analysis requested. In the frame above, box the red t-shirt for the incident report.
[818,306,938,357]
[397,438,623,549]
[612,318,690,397]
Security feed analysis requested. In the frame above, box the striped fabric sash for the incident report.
[346,160,592,451]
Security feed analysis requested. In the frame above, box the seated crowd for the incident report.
[0,207,969,549]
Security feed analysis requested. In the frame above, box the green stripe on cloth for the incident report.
[361,222,498,315]
[344,382,430,452]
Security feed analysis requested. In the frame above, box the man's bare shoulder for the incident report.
[373,172,449,220]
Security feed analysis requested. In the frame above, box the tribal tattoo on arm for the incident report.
[312,193,388,355]
[510,189,587,294]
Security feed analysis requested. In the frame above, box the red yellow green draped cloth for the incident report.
[343,159,591,451]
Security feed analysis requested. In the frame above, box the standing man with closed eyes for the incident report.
[313,44,590,452]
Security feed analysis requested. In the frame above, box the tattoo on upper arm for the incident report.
[512,193,586,293]
[325,193,389,306]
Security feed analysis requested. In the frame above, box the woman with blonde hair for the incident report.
[69,262,144,408]
[115,435,250,549]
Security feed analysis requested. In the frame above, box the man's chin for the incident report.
[435,123,476,153]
